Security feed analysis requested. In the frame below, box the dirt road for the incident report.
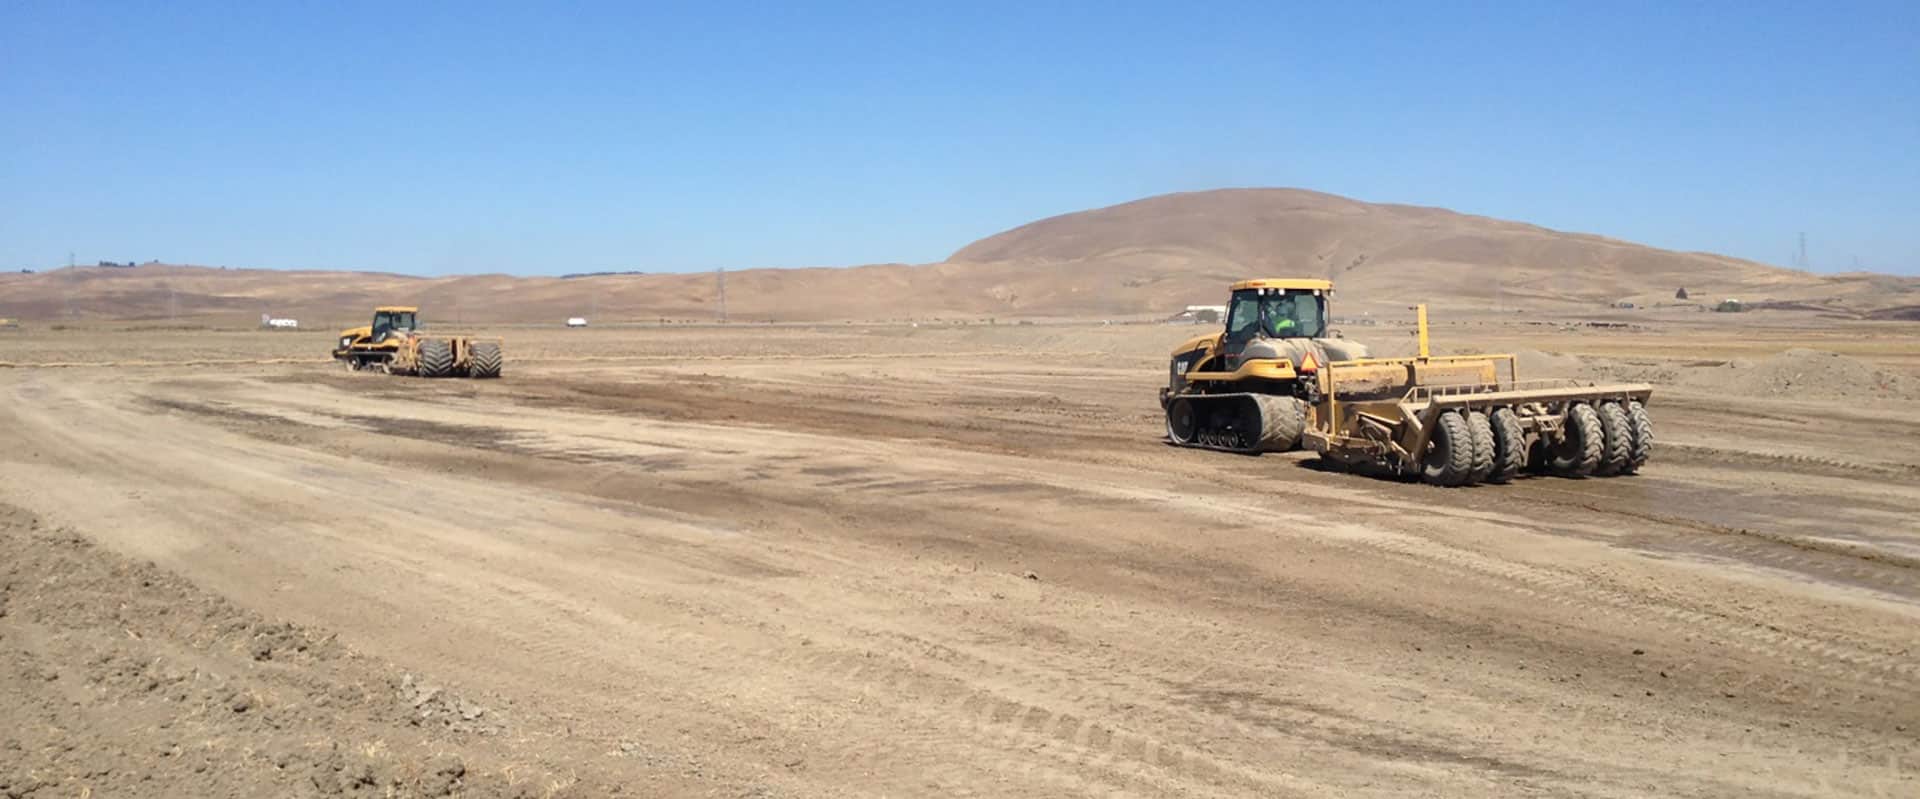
[3,323,1917,797]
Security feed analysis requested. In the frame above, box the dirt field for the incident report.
[3,317,1918,797]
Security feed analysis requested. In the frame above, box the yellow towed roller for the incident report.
[1160,280,1652,486]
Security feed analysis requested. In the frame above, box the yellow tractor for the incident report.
[1161,280,1651,486]
[332,306,503,378]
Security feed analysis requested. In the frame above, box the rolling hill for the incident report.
[2,189,1912,324]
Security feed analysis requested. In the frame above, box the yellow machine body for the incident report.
[1161,281,1653,485]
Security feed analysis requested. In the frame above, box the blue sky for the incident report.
[3,1,1916,275]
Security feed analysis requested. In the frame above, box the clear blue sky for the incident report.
[3,1,1916,275]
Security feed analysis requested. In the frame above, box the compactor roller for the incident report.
[332,306,505,378]
[1160,280,1652,486]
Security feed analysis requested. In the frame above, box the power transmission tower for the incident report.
[1797,232,1808,269]
[716,268,727,323]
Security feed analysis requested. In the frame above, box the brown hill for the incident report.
[949,188,1909,312]
[1,189,1911,324]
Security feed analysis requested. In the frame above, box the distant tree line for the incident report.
[559,270,648,280]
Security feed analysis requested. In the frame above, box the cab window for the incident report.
[1225,292,1261,336]
[1262,293,1325,338]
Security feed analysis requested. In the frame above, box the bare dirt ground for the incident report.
[3,317,1918,797]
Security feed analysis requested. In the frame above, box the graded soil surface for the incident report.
[3,318,1917,797]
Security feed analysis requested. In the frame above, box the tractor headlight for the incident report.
[340,336,353,349]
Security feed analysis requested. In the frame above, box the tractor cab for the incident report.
[1221,280,1329,364]
[371,306,419,342]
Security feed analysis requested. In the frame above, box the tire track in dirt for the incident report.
[1037,474,1920,695]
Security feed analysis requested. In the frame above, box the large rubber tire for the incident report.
[1421,410,1478,487]
[1254,395,1307,452]
[417,339,454,378]
[1549,403,1604,476]
[1166,397,1198,445]
[1486,407,1527,483]
[1623,401,1652,474]
[1594,402,1633,476]
[468,342,503,379]
[1465,410,1496,484]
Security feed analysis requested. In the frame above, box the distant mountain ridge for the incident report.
[2,189,1912,323]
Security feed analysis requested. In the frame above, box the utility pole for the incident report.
[716,267,727,323]
[1797,232,1808,269]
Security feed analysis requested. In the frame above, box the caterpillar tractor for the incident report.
[332,306,503,378]
[1160,280,1652,486]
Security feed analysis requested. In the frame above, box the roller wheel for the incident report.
[1166,397,1198,445]
[1623,401,1652,473]
[1421,410,1477,487]
[1486,407,1527,483]
[417,339,454,378]
[1594,402,1633,476]
[1465,410,1496,484]
[469,341,503,379]
[1255,395,1307,452]
[1549,403,1603,476]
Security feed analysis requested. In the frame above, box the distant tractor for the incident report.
[332,306,503,378]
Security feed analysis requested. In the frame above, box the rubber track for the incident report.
[1166,393,1298,455]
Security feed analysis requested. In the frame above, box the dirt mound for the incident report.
[0,503,606,799]
[1680,348,1912,400]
